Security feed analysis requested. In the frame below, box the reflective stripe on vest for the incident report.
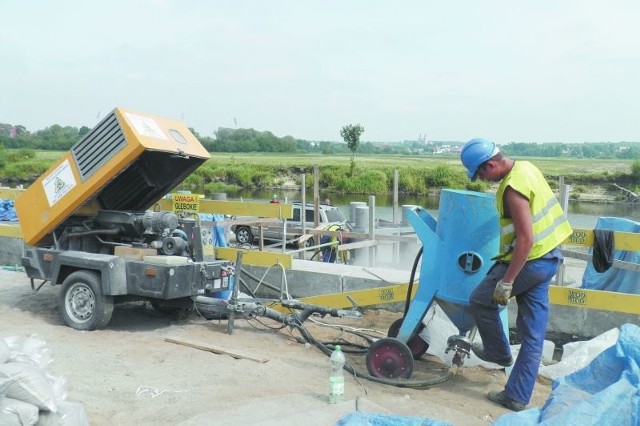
[496,161,572,261]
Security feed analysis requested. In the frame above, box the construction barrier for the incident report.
[2,187,640,316]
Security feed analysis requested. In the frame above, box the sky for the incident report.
[1,1,639,144]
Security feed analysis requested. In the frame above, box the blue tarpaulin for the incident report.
[581,217,640,294]
[0,199,17,222]
[495,323,640,425]
[335,412,452,426]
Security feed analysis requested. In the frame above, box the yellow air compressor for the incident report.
[15,108,234,330]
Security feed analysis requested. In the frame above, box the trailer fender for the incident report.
[52,251,128,296]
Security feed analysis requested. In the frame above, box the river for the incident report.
[223,189,640,229]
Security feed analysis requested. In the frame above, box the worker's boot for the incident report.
[487,390,526,412]
[470,343,514,367]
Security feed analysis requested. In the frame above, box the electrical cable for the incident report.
[222,296,452,388]
[404,246,423,316]
[293,321,452,388]
[228,242,451,388]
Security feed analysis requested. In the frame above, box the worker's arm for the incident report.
[502,186,534,283]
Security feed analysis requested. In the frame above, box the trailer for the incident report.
[15,107,233,330]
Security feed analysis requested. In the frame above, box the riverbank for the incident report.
[265,179,622,204]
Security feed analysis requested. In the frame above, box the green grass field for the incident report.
[207,152,634,177]
[0,149,626,197]
[32,150,634,175]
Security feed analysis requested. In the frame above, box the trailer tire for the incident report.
[59,270,114,331]
[234,226,254,245]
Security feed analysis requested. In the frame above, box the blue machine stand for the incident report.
[365,189,509,379]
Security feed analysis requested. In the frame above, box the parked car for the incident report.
[232,202,350,247]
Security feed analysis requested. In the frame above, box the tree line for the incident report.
[1,121,639,159]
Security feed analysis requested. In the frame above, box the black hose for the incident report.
[404,246,423,316]
[236,246,450,387]
[240,291,451,387]
[294,322,451,388]
[310,250,322,261]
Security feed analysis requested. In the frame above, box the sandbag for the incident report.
[0,396,39,426]
[5,336,52,370]
[36,400,89,426]
[0,338,10,364]
[0,363,57,412]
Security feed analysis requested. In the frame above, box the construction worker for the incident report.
[460,138,572,412]
[320,223,349,263]
[270,194,280,204]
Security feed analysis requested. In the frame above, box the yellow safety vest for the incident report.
[324,224,348,263]
[496,161,572,261]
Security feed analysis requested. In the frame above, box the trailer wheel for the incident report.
[234,226,254,245]
[59,271,114,331]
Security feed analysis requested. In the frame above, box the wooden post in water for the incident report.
[301,174,306,259]
[369,195,376,267]
[313,164,319,228]
[393,169,399,224]
[393,169,400,264]
[556,176,571,286]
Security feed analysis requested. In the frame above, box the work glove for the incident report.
[492,280,513,305]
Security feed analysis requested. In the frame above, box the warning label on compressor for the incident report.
[172,194,200,214]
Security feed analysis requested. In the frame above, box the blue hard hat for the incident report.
[460,138,500,181]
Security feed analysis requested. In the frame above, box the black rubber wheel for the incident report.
[387,318,429,360]
[59,270,114,331]
[366,338,414,379]
[234,226,254,245]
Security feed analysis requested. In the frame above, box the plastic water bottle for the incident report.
[328,345,345,404]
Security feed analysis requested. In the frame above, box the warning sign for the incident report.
[125,112,168,141]
[172,193,200,214]
[43,159,77,207]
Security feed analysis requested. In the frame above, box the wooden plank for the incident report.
[563,228,594,247]
[564,228,640,252]
[549,285,640,315]
[267,281,640,317]
[270,283,416,313]
[612,231,640,252]
[215,247,292,269]
[0,224,22,238]
[338,240,377,251]
[164,337,269,363]
[0,187,25,199]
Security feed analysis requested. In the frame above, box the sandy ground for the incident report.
[0,269,554,426]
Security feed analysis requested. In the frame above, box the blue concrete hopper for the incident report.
[366,189,509,379]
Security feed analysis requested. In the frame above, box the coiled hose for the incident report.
[239,248,453,388]
[293,320,452,388]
